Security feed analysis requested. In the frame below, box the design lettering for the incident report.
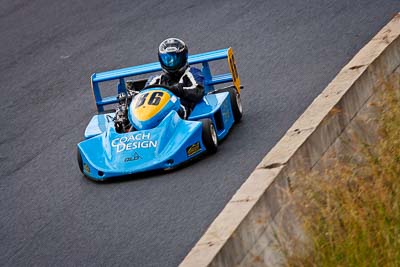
[111,133,158,153]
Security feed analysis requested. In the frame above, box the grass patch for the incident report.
[287,75,400,267]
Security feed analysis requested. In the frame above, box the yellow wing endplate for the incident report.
[227,47,241,93]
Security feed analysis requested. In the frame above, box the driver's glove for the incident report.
[169,83,184,98]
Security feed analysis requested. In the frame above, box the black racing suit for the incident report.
[146,67,204,116]
[114,67,204,133]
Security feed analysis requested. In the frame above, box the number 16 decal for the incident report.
[148,92,164,105]
[135,91,165,108]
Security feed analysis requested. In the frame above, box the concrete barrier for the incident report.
[180,13,400,267]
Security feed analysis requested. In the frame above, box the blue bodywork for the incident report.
[77,48,241,181]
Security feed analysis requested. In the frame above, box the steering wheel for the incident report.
[142,84,181,98]
[143,84,174,91]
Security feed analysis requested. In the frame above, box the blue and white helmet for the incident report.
[158,38,188,75]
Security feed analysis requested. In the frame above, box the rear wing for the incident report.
[90,47,241,112]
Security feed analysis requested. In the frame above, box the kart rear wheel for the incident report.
[200,118,218,154]
[228,88,242,122]
[214,87,242,122]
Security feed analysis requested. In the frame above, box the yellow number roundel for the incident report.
[132,90,171,121]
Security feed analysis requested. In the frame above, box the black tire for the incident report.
[77,149,84,174]
[214,87,242,122]
[200,118,218,154]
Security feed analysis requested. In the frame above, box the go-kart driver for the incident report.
[114,38,204,133]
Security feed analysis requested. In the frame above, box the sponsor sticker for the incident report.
[84,163,90,174]
[222,101,230,122]
[124,152,142,162]
[186,142,201,157]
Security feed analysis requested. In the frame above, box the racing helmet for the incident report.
[158,38,188,75]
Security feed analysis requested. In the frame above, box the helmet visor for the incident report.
[159,52,186,70]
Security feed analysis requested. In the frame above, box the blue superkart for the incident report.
[77,48,242,181]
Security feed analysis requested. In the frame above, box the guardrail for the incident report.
[180,13,400,267]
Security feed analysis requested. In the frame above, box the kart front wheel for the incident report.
[77,149,84,174]
[200,118,218,154]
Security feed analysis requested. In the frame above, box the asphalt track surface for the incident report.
[1,0,399,266]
